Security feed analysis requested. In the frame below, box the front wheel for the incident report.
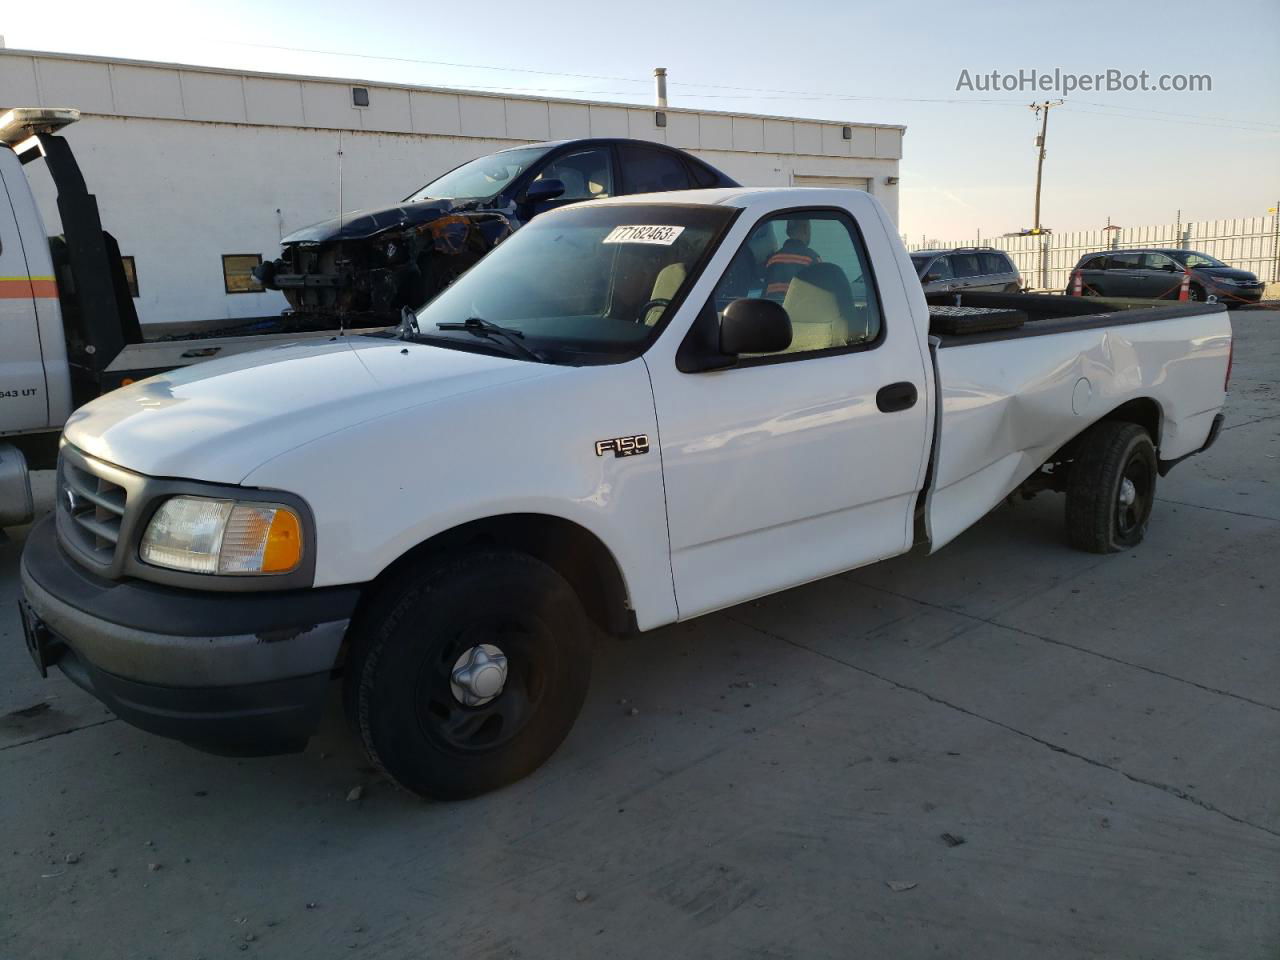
[1065,421,1158,553]
[344,550,593,800]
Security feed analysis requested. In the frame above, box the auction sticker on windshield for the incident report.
[602,225,686,245]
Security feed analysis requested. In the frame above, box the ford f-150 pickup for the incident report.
[18,187,1232,800]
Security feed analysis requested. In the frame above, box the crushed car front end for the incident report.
[256,204,514,323]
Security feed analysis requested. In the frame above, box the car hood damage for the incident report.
[280,198,483,244]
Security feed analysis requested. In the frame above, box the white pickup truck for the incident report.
[18,186,1231,799]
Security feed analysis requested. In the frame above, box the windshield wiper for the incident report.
[435,316,546,362]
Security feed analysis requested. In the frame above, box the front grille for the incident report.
[58,453,128,564]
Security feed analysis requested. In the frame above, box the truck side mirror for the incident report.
[720,298,792,356]
[522,179,565,207]
[923,273,942,284]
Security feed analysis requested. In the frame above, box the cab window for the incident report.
[949,253,981,277]
[708,210,882,359]
[1140,253,1178,272]
[620,145,692,194]
[979,252,1010,274]
[534,147,613,201]
[922,257,954,281]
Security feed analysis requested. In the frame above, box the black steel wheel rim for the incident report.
[415,618,551,755]
[1116,454,1153,537]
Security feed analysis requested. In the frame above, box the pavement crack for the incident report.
[1154,497,1279,523]
[0,717,117,752]
[1221,411,1280,432]
[846,581,1279,714]
[726,613,1280,842]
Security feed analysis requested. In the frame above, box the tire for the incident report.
[344,550,593,800]
[1065,422,1158,554]
[1187,284,1204,302]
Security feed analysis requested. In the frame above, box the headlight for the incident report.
[140,496,303,575]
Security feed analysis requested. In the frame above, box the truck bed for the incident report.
[925,290,1215,345]
[923,295,1232,549]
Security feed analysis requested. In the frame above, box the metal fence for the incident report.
[906,215,1280,292]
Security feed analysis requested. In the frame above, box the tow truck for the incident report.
[0,108,365,527]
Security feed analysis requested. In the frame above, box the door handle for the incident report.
[876,381,918,413]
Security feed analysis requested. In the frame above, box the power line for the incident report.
[1058,106,1279,133]
[221,39,652,86]
[217,38,1277,130]
[1070,100,1280,129]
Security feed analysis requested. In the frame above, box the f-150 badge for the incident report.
[595,435,650,458]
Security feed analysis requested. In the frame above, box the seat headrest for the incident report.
[645,263,687,325]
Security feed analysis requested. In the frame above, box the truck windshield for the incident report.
[413,203,737,364]
[405,146,549,202]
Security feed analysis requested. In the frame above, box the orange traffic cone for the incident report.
[1178,270,1190,301]
[1070,270,1083,296]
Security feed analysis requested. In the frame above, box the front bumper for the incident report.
[19,516,361,755]
[1207,284,1264,305]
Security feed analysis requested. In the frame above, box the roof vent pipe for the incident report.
[654,67,668,108]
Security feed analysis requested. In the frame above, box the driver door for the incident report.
[1136,252,1182,299]
[646,208,931,619]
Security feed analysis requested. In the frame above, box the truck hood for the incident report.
[280,198,490,244]
[63,337,559,484]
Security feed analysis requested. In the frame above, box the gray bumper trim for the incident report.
[21,563,348,688]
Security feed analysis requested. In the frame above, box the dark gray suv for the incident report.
[910,247,1022,295]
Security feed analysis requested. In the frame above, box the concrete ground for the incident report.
[2,314,1277,960]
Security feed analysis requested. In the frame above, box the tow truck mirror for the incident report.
[720,298,792,356]
[523,178,566,206]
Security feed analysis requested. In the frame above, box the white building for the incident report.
[0,49,905,325]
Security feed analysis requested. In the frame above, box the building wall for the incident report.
[2,50,904,325]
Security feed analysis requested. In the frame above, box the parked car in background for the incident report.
[255,138,739,325]
[910,247,1022,295]
[1067,249,1264,305]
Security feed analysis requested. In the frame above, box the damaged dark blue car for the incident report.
[255,138,737,323]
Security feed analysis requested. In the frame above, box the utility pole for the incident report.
[1029,100,1063,234]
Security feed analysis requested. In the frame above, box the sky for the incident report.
[3,0,1277,241]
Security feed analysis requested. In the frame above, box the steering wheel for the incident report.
[636,298,672,324]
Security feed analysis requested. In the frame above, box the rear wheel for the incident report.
[344,550,592,800]
[1187,283,1205,302]
[1065,422,1157,553]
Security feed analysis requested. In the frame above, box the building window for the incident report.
[120,256,139,297]
[352,86,370,107]
[222,254,264,294]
